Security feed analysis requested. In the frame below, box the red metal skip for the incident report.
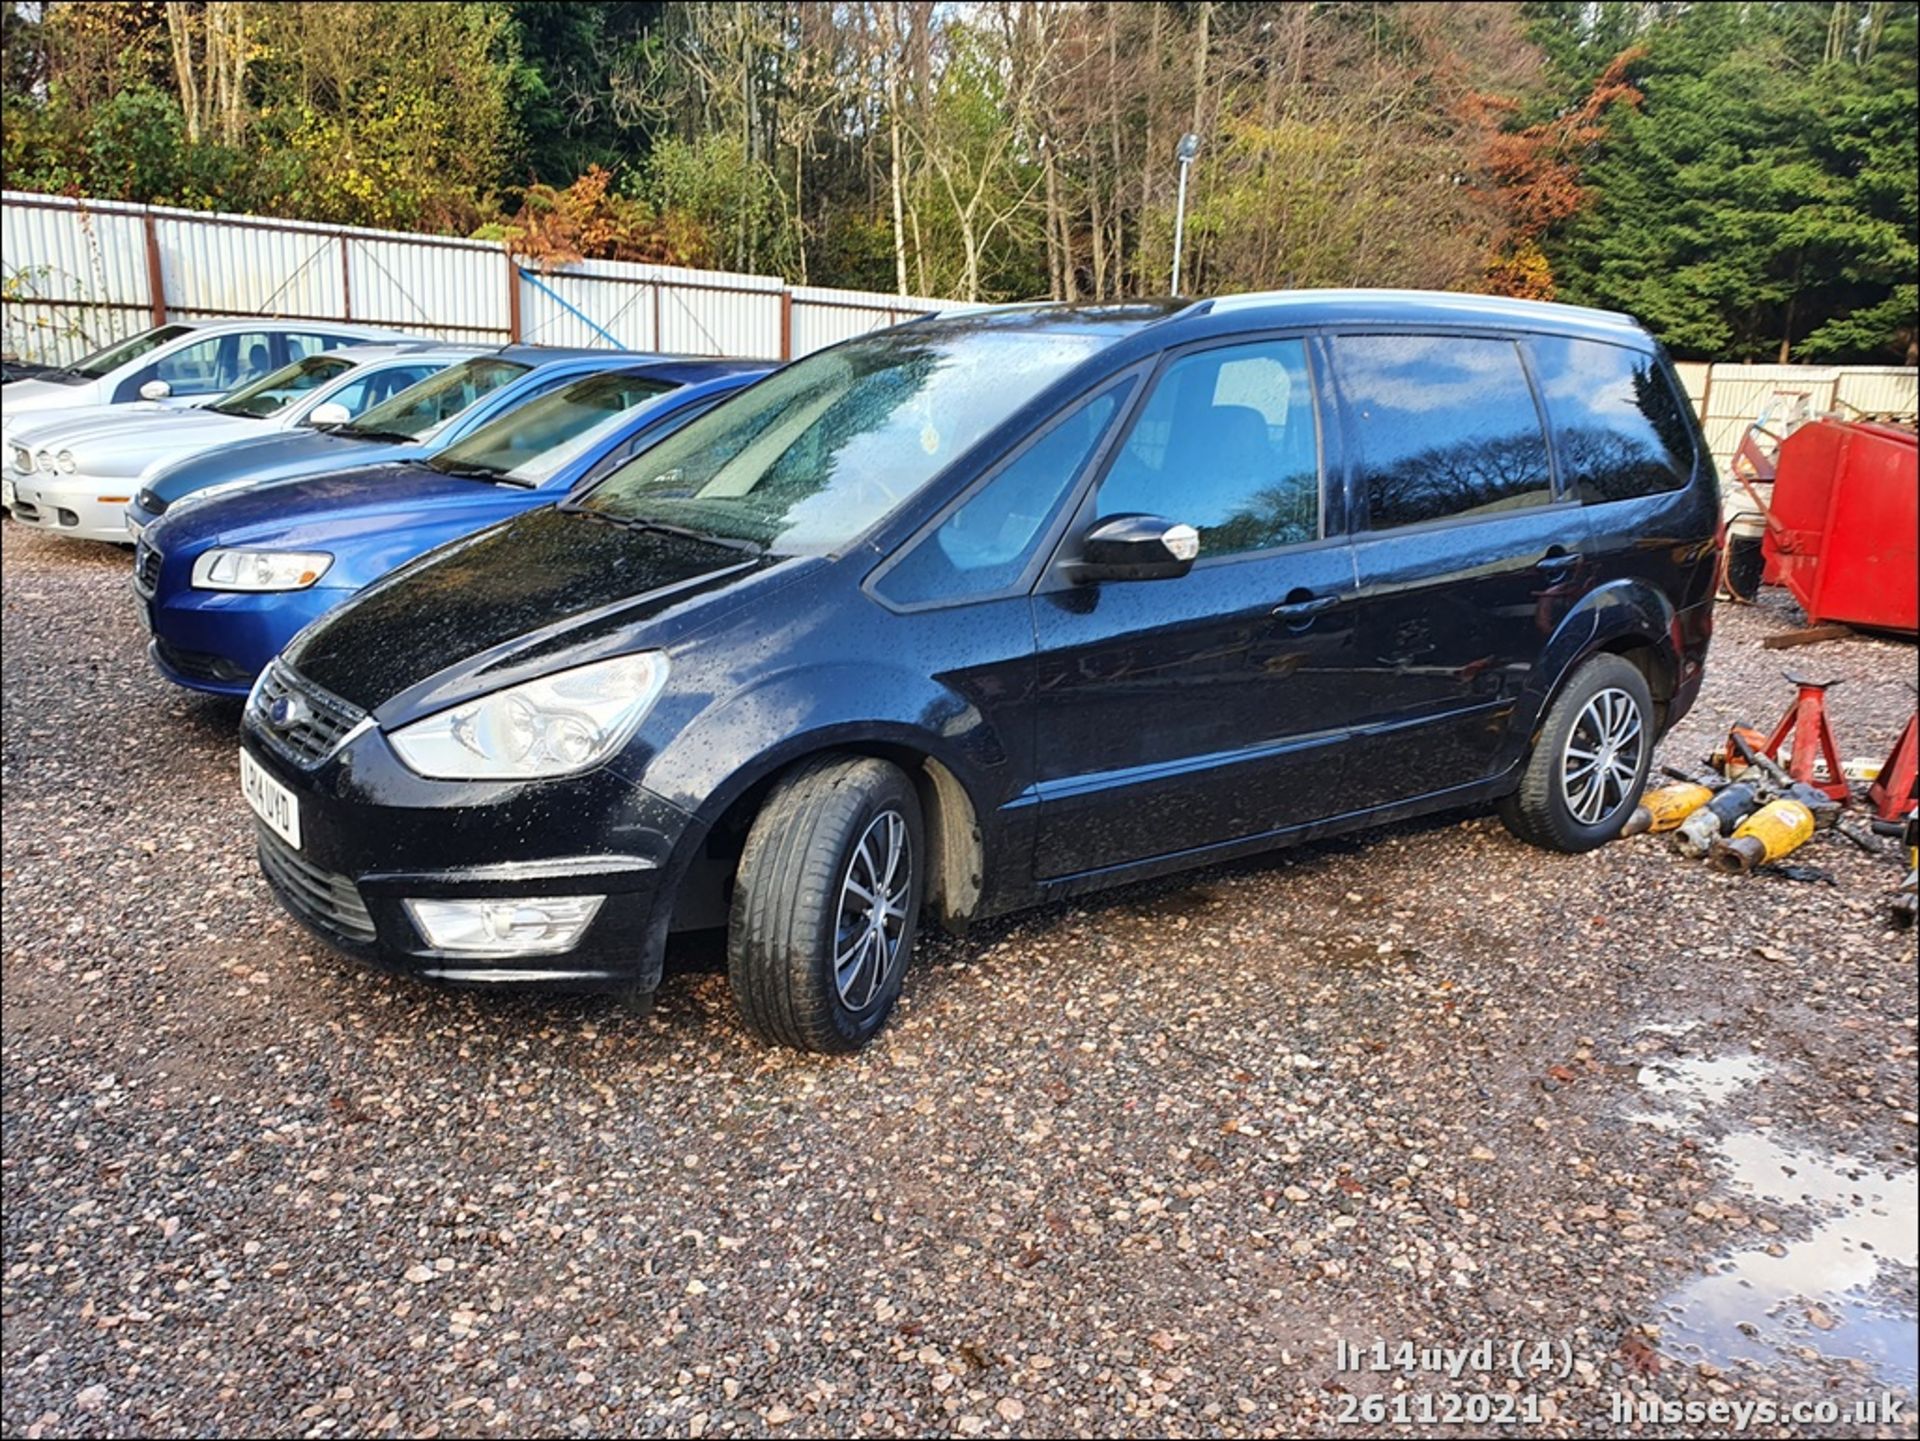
[1760,419,1918,635]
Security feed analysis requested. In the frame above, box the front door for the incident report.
[1031,335,1360,879]
[1326,331,1593,809]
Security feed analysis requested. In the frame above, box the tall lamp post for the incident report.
[1170,132,1201,297]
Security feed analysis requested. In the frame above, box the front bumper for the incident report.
[141,579,351,696]
[5,472,142,543]
[241,703,694,993]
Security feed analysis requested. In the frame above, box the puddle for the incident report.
[1633,1052,1919,1391]
[1636,1052,1767,1108]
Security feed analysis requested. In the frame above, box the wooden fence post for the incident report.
[505,251,522,342]
[339,237,352,320]
[780,289,794,360]
[143,214,167,326]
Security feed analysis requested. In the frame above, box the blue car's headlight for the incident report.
[192,549,334,591]
[387,653,670,781]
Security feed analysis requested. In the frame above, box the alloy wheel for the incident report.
[1560,686,1645,826]
[834,809,912,1012]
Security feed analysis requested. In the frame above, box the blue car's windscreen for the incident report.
[429,370,676,486]
[332,357,530,443]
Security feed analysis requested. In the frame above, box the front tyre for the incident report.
[728,756,924,1052]
[1498,654,1654,853]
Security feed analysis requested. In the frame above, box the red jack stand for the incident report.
[1869,712,1918,822]
[1761,672,1851,802]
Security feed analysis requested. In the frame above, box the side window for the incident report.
[324,364,439,417]
[290,331,354,357]
[876,382,1133,607]
[151,331,278,394]
[1334,334,1553,531]
[1526,336,1694,503]
[1095,339,1319,559]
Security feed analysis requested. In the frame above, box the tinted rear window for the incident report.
[1333,334,1554,531]
[1526,336,1695,503]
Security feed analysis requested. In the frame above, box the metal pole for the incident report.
[1171,158,1191,297]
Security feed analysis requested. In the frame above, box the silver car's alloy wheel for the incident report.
[1561,686,1644,825]
[834,809,912,1012]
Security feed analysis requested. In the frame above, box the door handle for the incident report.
[1273,594,1340,622]
[1535,549,1579,575]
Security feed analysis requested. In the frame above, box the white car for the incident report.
[0,318,410,421]
[3,345,454,543]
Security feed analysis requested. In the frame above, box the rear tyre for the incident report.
[728,756,924,1053]
[1499,654,1654,853]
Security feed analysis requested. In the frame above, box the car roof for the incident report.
[315,342,446,364]
[597,357,772,386]
[921,289,1649,349]
[159,318,416,340]
[1182,288,1646,342]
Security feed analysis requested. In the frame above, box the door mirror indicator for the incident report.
[1070,514,1199,583]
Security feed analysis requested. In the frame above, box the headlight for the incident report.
[11,445,32,474]
[388,652,669,781]
[55,450,76,474]
[34,450,55,474]
[191,549,334,591]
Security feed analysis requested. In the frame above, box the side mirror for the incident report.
[308,402,352,427]
[1069,513,1199,584]
[139,379,172,401]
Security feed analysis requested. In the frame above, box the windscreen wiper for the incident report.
[558,503,761,554]
[429,459,507,480]
[332,425,418,443]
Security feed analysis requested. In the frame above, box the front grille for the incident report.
[133,539,162,596]
[247,661,366,768]
[155,637,248,684]
[137,487,165,516]
[257,826,376,943]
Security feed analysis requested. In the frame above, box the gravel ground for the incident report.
[3,520,1916,1439]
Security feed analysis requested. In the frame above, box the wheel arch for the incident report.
[1502,579,1685,776]
[667,728,990,938]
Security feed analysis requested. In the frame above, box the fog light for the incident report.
[405,896,604,956]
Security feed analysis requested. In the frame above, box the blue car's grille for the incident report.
[246,661,366,768]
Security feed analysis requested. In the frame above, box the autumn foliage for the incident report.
[494,166,712,270]
[1471,50,1647,299]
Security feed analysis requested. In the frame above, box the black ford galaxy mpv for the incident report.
[241,291,1717,1051]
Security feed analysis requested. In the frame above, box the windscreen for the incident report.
[206,355,356,418]
[68,325,192,377]
[576,327,1109,553]
[337,357,530,441]
[431,370,675,485]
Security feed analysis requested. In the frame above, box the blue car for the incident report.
[125,345,653,534]
[135,360,769,694]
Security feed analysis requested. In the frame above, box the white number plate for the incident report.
[1,478,14,508]
[127,519,145,543]
[240,747,301,849]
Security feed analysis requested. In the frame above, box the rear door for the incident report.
[1029,334,1361,879]
[1330,331,1593,809]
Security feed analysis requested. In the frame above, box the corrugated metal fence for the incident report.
[1671,360,1918,477]
[1,191,950,365]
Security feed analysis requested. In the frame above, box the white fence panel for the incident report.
[2,197,152,358]
[790,284,946,356]
[2,191,958,366]
[347,233,505,342]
